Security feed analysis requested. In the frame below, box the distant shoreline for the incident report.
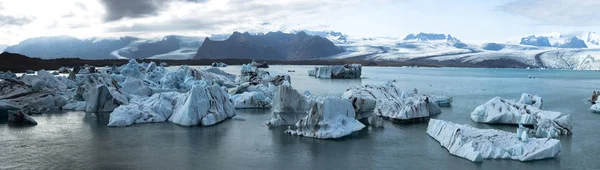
[0,52,535,72]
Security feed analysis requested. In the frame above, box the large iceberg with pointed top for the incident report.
[427,119,561,162]
[169,84,235,126]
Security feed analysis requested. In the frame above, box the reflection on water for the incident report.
[1,66,600,169]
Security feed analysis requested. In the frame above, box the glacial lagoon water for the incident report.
[2,65,600,169]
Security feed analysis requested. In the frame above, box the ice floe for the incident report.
[427,119,562,162]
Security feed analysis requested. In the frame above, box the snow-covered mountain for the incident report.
[4,35,209,60]
[517,32,600,49]
[0,45,7,52]
[317,31,600,70]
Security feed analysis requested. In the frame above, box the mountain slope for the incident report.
[193,31,343,60]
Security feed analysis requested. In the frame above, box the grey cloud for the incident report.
[100,0,207,22]
[108,17,234,32]
[0,15,33,26]
[498,0,600,26]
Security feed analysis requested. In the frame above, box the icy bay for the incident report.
[1,65,599,169]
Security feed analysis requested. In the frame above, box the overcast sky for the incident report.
[1,0,600,45]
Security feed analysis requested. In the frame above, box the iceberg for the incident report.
[121,77,152,98]
[108,92,184,127]
[308,64,361,79]
[8,110,37,125]
[343,83,442,121]
[285,97,365,139]
[471,96,572,137]
[230,92,272,109]
[0,100,20,117]
[119,59,143,79]
[232,63,290,99]
[427,119,561,162]
[0,71,16,79]
[58,67,70,73]
[63,101,86,111]
[0,71,72,114]
[211,62,228,67]
[266,85,315,126]
[85,84,128,113]
[169,84,236,126]
[518,93,542,109]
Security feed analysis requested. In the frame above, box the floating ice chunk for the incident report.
[267,85,315,126]
[0,100,20,117]
[211,62,228,67]
[146,62,157,72]
[471,96,572,137]
[232,115,246,121]
[8,111,37,125]
[471,97,537,125]
[169,84,235,126]
[285,97,365,139]
[518,93,543,109]
[108,92,186,127]
[121,77,152,98]
[308,64,362,79]
[85,85,128,113]
[63,101,86,111]
[427,119,561,162]
[0,71,16,79]
[342,89,377,120]
[591,104,600,113]
[343,83,442,121]
[230,92,272,109]
[430,95,453,107]
[58,67,70,73]
[120,59,143,79]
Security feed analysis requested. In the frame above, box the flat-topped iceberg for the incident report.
[0,70,72,114]
[471,96,572,138]
[342,83,442,121]
[285,97,365,139]
[266,84,315,126]
[308,64,361,79]
[518,93,542,109]
[427,119,562,162]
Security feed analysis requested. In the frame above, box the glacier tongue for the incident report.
[427,119,562,162]
[285,97,365,139]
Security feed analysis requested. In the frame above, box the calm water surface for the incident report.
[2,66,600,169]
